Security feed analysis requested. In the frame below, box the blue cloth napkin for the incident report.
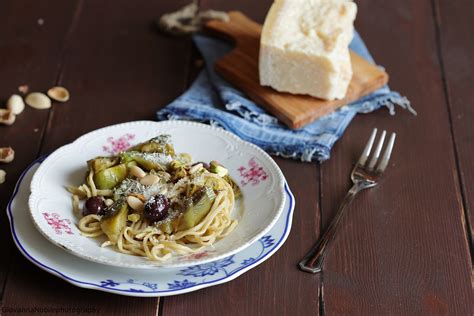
[157,32,414,162]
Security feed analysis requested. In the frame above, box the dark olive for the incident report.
[83,196,106,216]
[144,194,170,223]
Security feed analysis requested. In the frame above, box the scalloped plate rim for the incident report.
[8,158,295,297]
[28,121,286,269]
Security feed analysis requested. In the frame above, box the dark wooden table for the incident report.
[0,1,473,315]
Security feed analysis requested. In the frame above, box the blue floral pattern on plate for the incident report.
[178,255,235,277]
[8,159,295,296]
[99,279,158,292]
[98,234,279,292]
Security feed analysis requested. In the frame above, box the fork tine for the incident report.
[368,130,387,169]
[357,128,377,166]
[376,133,396,172]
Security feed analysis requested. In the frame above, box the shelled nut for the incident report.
[140,174,160,186]
[47,86,70,102]
[18,85,29,94]
[0,170,6,184]
[6,94,25,115]
[189,163,203,174]
[129,165,147,178]
[0,109,16,125]
[127,195,145,212]
[25,92,51,109]
[0,147,14,163]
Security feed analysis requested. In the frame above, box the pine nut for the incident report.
[127,195,145,212]
[140,174,160,186]
[189,163,203,174]
[129,165,147,178]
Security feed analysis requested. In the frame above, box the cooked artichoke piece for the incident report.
[160,221,174,234]
[169,159,184,170]
[223,175,242,199]
[204,177,226,191]
[186,183,203,198]
[204,174,241,198]
[141,142,175,156]
[127,213,141,223]
[126,160,137,168]
[177,186,216,231]
[209,160,228,177]
[169,159,187,181]
[119,152,134,164]
[120,151,171,171]
[93,164,128,190]
[156,171,171,182]
[176,153,192,164]
[87,156,120,174]
[100,199,128,243]
[127,135,175,156]
[171,168,187,181]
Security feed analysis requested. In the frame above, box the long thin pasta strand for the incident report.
[72,195,81,215]
[78,215,104,237]
[81,184,92,198]
[74,171,238,262]
[66,186,87,199]
[87,170,98,197]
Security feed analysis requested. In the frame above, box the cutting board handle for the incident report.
[204,11,263,45]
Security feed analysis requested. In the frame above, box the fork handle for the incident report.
[298,184,361,273]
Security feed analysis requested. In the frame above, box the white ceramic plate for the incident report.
[29,121,286,268]
[9,159,294,297]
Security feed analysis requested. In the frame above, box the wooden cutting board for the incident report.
[204,12,389,129]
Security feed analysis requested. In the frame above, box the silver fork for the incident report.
[299,128,396,273]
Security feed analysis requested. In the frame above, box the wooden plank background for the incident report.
[0,0,472,315]
[434,0,474,253]
[0,0,79,295]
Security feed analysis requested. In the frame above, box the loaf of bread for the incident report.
[259,0,357,100]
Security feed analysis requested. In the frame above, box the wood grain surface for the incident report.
[434,0,474,254]
[205,11,388,129]
[0,0,472,315]
[319,0,472,313]
[1,0,193,315]
[0,0,80,298]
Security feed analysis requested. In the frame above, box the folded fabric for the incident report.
[157,32,415,162]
